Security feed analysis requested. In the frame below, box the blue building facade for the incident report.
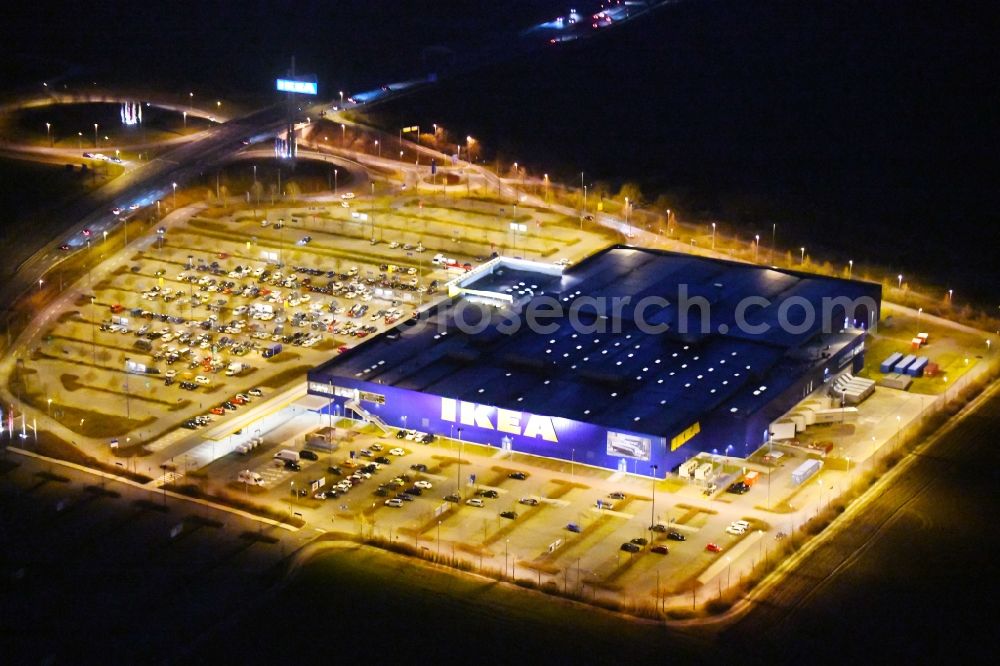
[307,247,880,476]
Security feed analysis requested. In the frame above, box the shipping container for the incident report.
[906,356,929,377]
[894,354,917,374]
[791,459,822,485]
[880,352,903,373]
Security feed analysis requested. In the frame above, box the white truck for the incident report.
[273,449,300,463]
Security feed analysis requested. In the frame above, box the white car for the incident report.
[388,241,400,249]
[194,375,210,385]
[414,480,433,490]
[726,521,749,536]
[341,192,356,200]
[164,369,177,378]
[465,498,484,507]
[389,447,406,456]
[384,498,404,508]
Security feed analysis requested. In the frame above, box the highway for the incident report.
[0,102,289,312]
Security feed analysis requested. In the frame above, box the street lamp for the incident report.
[341,123,346,145]
[466,135,474,162]
[182,110,187,128]
[334,168,339,196]
[948,289,954,304]
[93,123,99,148]
[339,90,344,106]
[754,234,760,262]
[898,274,903,289]
[848,259,854,279]
[77,131,82,149]
[456,427,463,499]
[711,222,716,250]
[45,122,52,147]
[650,464,658,531]
[374,139,379,157]
[172,182,177,209]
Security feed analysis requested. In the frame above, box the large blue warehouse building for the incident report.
[307,246,881,477]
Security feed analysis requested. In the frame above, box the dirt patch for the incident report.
[60,373,83,391]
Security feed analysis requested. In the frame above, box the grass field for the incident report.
[194,543,710,662]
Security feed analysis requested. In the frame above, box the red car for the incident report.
[651,545,669,555]
[210,406,224,416]
[705,542,723,553]
[231,396,247,406]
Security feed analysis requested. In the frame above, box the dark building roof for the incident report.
[311,246,880,438]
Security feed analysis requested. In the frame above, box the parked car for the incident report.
[705,542,723,553]
[667,531,687,542]
[465,498,484,507]
[651,545,669,555]
[299,450,319,461]
[508,471,528,480]
[620,542,641,553]
[566,522,582,533]
[385,498,404,508]
[500,511,518,520]
[519,497,539,506]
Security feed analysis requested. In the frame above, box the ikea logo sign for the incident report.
[441,398,558,443]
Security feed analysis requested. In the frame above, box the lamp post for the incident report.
[948,289,953,304]
[45,122,52,147]
[374,139,379,158]
[456,427,463,499]
[897,274,903,289]
[800,247,805,264]
[77,132,82,149]
[711,222,716,250]
[650,464,658,531]
[93,123,98,148]
[339,90,344,106]
[754,234,760,262]
[172,182,177,209]
[848,260,854,279]
[341,123,346,145]
[771,222,776,263]
[334,168,338,197]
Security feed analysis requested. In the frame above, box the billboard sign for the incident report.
[276,78,318,95]
[606,431,651,461]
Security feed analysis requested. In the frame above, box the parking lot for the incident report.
[18,186,611,449]
[188,406,785,602]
